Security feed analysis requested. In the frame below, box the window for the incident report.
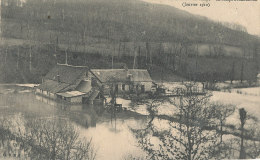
[141,85,145,93]
[122,84,125,91]
[115,84,118,92]
[129,84,134,92]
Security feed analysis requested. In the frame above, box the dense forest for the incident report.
[0,0,259,83]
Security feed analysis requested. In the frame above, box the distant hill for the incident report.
[1,0,259,46]
[0,0,259,83]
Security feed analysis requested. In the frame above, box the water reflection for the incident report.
[0,85,147,160]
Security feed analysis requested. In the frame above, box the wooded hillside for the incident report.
[2,0,259,45]
[0,0,259,83]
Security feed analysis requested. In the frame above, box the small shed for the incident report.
[56,91,88,103]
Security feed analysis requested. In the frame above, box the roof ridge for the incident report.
[91,69,148,71]
[57,63,88,68]
[128,69,148,71]
[91,69,125,71]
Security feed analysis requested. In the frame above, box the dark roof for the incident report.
[128,69,153,82]
[38,64,88,93]
[91,69,127,82]
[38,79,70,93]
[44,64,88,84]
[91,69,152,83]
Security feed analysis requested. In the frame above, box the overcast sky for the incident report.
[142,0,260,36]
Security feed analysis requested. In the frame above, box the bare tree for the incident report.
[132,84,221,160]
[73,138,96,160]
[245,124,260,159]
[210,102,235,143]
[14,117,96,160]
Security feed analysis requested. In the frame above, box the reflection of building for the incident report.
[36,64,154,104]
[35,94,100,128]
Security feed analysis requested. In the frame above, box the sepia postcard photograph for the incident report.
[0,0,259,159]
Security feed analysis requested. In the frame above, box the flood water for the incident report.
[2,84,259,160]
[0,85,147,160]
